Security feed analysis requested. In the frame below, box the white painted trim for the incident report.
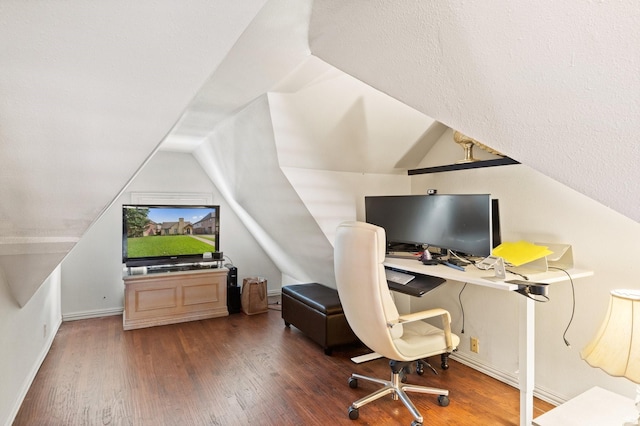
[129,192,213,205]
[62,308,123,322]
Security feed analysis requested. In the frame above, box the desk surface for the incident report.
[384,257,594,292]
[384,256,595,426]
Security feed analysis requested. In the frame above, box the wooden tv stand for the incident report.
[123,267,228,330]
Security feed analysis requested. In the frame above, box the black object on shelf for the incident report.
[408,157,519,175]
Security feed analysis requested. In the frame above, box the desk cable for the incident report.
[447,250,469,264]
[514,285,550,302]
[505,269,529,281]
[549,266,575,348]
[458,264,572,348]
[470,259,549,303]
[458,282,468,334]
[459,260,496,335]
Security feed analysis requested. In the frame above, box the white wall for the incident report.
[0,267,61,426]
[61,151,281,318]
[407,129,640,403]
[60,199,126,319]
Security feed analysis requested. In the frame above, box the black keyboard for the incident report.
[387,274,446,296]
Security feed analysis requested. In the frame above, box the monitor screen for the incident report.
[365,194,497,257]
[122,205,220,267]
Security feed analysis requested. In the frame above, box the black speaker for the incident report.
[226,264,238,287]
[225,265,241,314]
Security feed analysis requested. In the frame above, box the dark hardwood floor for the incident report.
[14,306,554,425]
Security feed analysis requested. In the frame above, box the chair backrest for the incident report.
[334,221,404,360]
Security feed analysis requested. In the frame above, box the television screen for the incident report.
[365,194,498,257]
[122,205,220,267]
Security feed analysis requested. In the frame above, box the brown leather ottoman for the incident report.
[282,283,359,355]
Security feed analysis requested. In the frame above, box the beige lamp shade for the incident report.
[581,289,640,383]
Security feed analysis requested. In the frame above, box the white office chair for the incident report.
[334,221,460,426]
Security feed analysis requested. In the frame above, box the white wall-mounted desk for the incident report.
[384,257,594,426]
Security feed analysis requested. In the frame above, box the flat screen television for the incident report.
[122,205,220,267]
[364,194,500,258]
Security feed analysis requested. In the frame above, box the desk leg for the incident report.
[519,296,535,426]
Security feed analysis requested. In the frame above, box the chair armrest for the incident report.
[397,308,450,324]
[396,308,456,351]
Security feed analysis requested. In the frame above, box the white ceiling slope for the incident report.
[0,0,268,306]
[164,0,440,285]
[270,56,444,249]
[167,0,337,286]
[160,0,313,153]
[5,0,637,307]
[190,54,440,286]
[309,0,640,223]
[270,56,440,174]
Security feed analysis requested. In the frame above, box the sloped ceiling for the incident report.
[0,0,269,305]
[160,0,313,153]
[162,1,443,286]
[308,0,640,222]
[2,0,638,306]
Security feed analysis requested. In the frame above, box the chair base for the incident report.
[414,352,451,376]
[347,360,450,425]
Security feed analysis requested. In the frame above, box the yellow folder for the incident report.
[492,241,554,267]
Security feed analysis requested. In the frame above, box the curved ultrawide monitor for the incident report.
[365,194,497,257]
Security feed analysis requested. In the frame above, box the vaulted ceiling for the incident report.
[1,0,638,305]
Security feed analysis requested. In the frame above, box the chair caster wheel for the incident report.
[348,377,358,388]
[441,361,449,370]
[438,395,450,407]
[348,406,359,420]
[416,360,425,376]
[411,421,423,426]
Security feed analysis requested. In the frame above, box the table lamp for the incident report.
[581,289,640,425]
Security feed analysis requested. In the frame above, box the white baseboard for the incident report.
[62,307,123,322]
[451,352,565,407]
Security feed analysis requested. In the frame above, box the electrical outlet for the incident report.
[470,337,479,353]
[43,324,47,338]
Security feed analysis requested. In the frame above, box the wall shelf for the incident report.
[408,157,520,175]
